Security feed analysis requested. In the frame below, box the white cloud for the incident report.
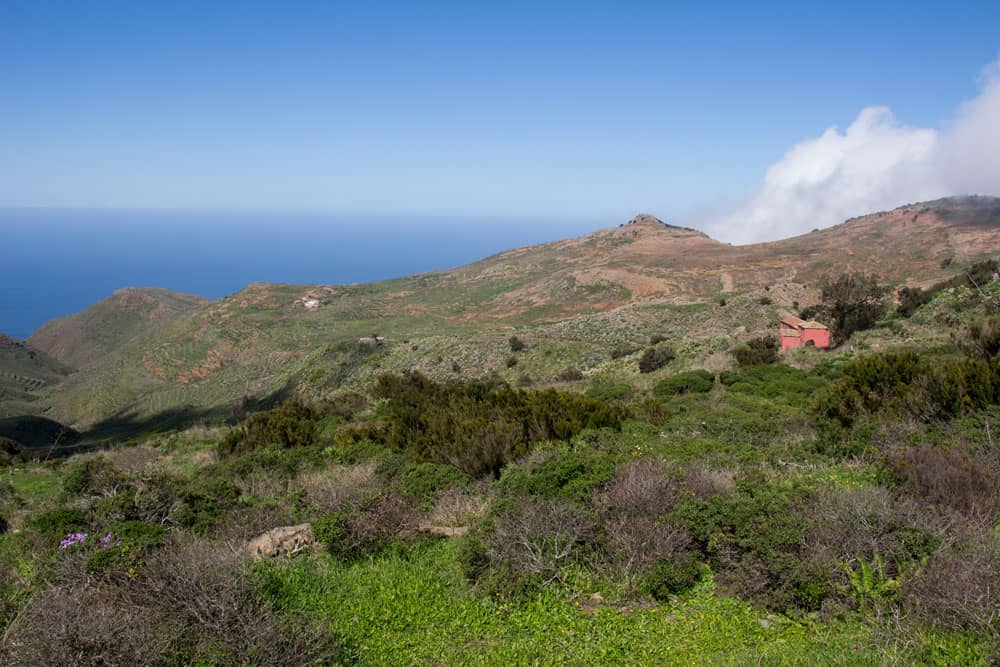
[702,55,1000,245]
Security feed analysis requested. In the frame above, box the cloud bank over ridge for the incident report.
[702,55,1000,245]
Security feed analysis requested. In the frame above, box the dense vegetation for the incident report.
[2,268,1000,665]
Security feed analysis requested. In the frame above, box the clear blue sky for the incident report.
[2,1,999,221]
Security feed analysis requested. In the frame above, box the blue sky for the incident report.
[2,1,999,226]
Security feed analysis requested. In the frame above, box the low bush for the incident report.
[897,286,933,317]
[508,336,526,352]
[654,370,714,398]
[557,367,583,382]
[499,448,614,503]
[586,382,634,402]
[25,508,89,547]
[398,463,472,506]
[314,491,420,560]
[638,346,675,374]
[62,457,127,499]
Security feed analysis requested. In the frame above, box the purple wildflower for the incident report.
[98,532,119,549]
[58,532,88,549]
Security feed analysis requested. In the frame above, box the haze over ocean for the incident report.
[0,208,600,339]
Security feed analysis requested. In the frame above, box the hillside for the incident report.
[27,287,207,368]
[11,196,1000,430]
[0,334,74,418]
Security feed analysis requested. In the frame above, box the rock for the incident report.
[589,592,604,602]
[246,524,314,558]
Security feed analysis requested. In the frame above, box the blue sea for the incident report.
[0,208,603,339]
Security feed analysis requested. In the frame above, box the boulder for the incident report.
[246,523,314,558]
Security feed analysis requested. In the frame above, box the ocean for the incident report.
[0,208,603,339]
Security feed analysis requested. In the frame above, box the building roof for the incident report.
[780,315,829,330]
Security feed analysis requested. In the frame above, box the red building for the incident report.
[779,315,831,349]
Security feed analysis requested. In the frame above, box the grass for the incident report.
[262,539,884,666]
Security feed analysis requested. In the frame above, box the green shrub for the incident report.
[508,336,526,352]
[173,479,241,534]
[399,463,472,506]
[732,335,779,366]
[499,449,614,502]
[312,512,349,550]
[557,367,583,382]
[218,398,319,458]
[639,553,703,600]
[638,346,675,374]
[673,474,817,611]
[586,382,634,402]
[721,364,827,408]
[62,457,126,498]
[816,351,1000,428]
[25,508,89,546]
[654,370,714,398]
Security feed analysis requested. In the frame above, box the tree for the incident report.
[816,272,889,345]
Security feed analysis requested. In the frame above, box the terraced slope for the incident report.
[0,334,74,418]
[28,287,207,368]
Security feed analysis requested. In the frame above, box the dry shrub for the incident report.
[320,491,424,559]
[4,539,340,666]
[127,539,339,665]
[2,587,174,666]
[902,521,1000,636]
[427,487,491,527]
[806,485,943,570]
[211,501,298,543]
[681,465,737,498]
[298,462,378,512]
[890,445,1000,521]
[235,470,294,498]
[486,496,595,585]
[597,459,690,577]
[102,445,162,474]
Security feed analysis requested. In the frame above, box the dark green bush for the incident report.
[673,474,818,611]
[650,334,668,345]
[816,351,1000,428]
[654,370,714,398]
[732,335,779,367]
[217,398,319,458]
[638,346,675,374]
[897,286,933,317]
[586,382,634,402]
[639,553,702,600]
[25,508,89,546]
[499,449,614,503]
[173,479,241,534]
[399,463,472,506]
[372,372,628,478]
[508,336,526,352]
[505,356,518,368]
[557,367,583,382]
